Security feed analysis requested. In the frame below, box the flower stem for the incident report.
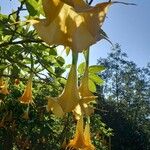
[84,48,90,67]
[30,53,34,73]
[84,48,90,76]
[72,52,78,65]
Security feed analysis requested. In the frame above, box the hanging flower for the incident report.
[67,116,86,149]
[0,111,12,128]
[47,97,64,118]
[0,77,10,95]
[83,122,95,150]
[67,116,95,150]
[22,109,30,120]
[47,63,80,118]
[32,0,112,52]
[74,67,97,119]
[20,75,33,104]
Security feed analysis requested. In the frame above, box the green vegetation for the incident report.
[0,0,149,150]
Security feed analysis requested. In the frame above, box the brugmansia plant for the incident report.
[0,0,134,149]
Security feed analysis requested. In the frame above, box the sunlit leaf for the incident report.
[89,74,104,85]
[88,79,96,93]
[78,62,86,74]
[89,65,105,73]
[26,0,44,16]
[56,56,65,66]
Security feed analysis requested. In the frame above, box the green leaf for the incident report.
[9,45,22,53]
[88,79,96,93]
[89,65,105,73]
[57,77,66,85]
[55,67,65,76]
[47,66,53,73]
[23,57,31,64]
[42,55,56,65]
[26,0,44,16]
[65,64,71,69]
[49,48,57,56]
[89,74,104,85]
[26,2,38,16]
[0,64,7,70]
[56,56,65,66]
[78,62,86,74]
[2,29,13,35]
[11,65,20,76]
[0,13,8,21]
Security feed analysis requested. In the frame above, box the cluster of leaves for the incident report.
[0,78,111,149]
[0,81,66,149]
[0,0,112,149]
[78,62,105,92]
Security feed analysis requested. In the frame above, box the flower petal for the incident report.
[0,81,9,95]
[42,0,64,24]
[61,0,91,12]
[84,123,95,150]
[20,75,33,104]
[47,97,64,118]
[67,116,87,149]
[73,104,82,120]
[77,67,97,117]
[34,0,112,52]
[58,64,79,112]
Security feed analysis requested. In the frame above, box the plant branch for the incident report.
[9,0,26,42]
[0,39,42,48]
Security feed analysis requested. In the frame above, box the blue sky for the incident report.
[0,0,150,67]
[91,0,150,67]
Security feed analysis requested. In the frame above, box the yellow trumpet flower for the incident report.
[20,75,33,104]
[22,109,30,120]
[67,116,95,150]
[47,64,80,118]
[0,78,9,95]
[47,97,64,118]
[74,67,97,119]
[32,0,112,52]
[67,116,86,149]
[84,123,95,150]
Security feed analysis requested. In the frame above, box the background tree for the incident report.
[97,44,150,150]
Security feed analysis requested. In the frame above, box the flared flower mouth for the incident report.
[84,122,95,150]
[67,116,95,150]
[74,67,97,119]
[32,0,112,52]
[20,75,33,104]
[79,67,97,101]
[67,116,87,149]
[46,96,64,118]
[47,64,80,118]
